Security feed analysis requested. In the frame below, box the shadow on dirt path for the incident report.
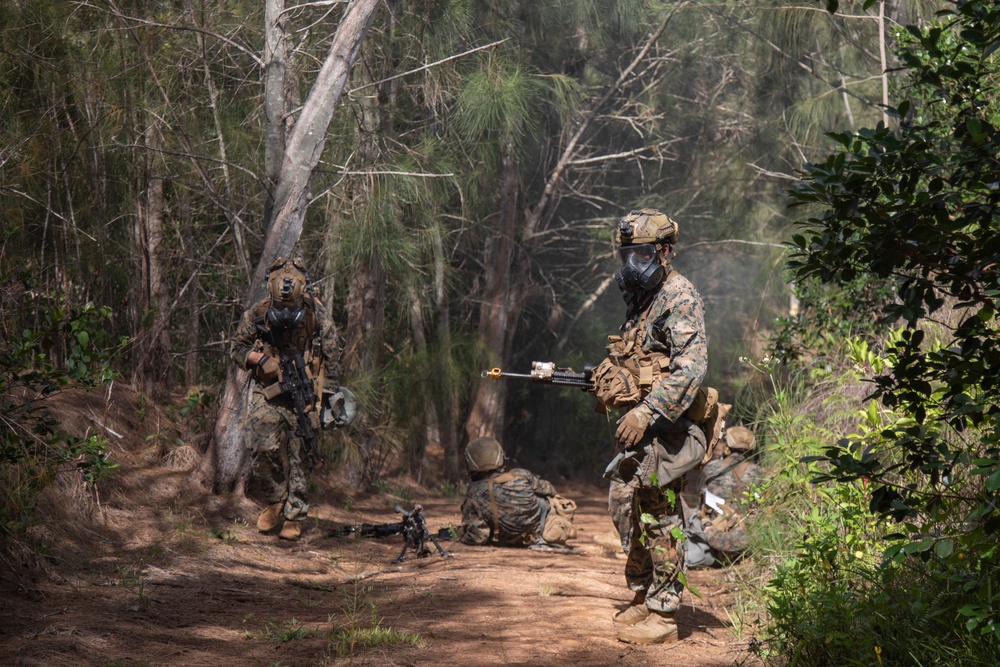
[0,387,754,666]
[1,478,752,667]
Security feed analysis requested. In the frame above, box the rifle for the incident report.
[341,504,453,563]
[265,306,320,469]
[481,361,594,390]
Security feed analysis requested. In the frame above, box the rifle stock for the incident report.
[481,361,594,390]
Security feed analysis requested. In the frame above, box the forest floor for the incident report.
[0,386,760,667]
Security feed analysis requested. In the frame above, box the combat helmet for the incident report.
[465,436,505,473]
[614,208,678,247]
[724,426,756,452]
[266,256,309,302]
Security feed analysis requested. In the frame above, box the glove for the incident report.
[255,355,280,384]
[615,403,654,448]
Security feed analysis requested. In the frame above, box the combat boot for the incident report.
[257,503,284,532]
[279,519,302,541]
[612,592,649,626]
[616,611,679,644]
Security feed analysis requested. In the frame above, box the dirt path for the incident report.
[1,473,751,667]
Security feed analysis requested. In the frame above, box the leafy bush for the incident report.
[762,0,1000,660]
[1,300,121,537]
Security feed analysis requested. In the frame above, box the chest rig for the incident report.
[252,296,324,393]
[592,270,679,410]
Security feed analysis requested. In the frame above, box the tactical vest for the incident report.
[592,269,729,460]
[591,270,680,410]
[252,295,325,397]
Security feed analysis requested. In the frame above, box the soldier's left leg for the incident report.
[278,410,320,541]
[616,482,683,644]
[282,432,311,523]
[640,482,685,614]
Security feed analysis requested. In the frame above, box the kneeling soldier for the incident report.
[459,436,577,550]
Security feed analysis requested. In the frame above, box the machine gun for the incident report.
[341,504,453,563]
[481,361,595,390]
[265,306,320,469]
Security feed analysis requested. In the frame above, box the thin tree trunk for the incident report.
[262,0,287,228]
[134,122,173,398]
[407,285,439,483]
[432,225,461,482]
[463,151,523,446]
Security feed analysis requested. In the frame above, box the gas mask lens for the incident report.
[618,243,657,264]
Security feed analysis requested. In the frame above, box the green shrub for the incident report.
[1,301,121,537]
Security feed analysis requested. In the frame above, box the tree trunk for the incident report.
[262,0,288,228]
[133,122,173,399]
[463,151,524,447]
[432,225,462,482]
[209,0,381,494]
[407,285,439,483]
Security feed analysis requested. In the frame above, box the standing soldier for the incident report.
[230,256,343,541]
[590,209,708,644]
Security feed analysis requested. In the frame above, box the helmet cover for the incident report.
[465,436,505,473]
[266,256,309,302]
[725,425,756,451]
[614,208,679,246]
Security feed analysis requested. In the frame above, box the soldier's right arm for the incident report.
[524,470,557,498]
[230,308,261,369]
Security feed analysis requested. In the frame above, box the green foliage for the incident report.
[754,2,1000,661]
[770,274,896,362]
[1,299,120,535]
[328,623,424,657]
[253,618,317,643]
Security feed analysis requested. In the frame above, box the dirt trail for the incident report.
[0,389,752,666]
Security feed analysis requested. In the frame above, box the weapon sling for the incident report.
[486,471,524,544]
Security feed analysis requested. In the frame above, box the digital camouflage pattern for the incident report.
[610,478,685,613]
[608,268,708,613]
[230,293,342,522]
[700,453,764,556]
[243,389,320,520]
[460,468,557,547]
[626,273,708,423]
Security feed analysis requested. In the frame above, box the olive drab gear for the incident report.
[724,425,755,451]
[592,271,680,411]
[465,436,505,473]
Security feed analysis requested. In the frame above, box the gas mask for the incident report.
[615,243,665,293]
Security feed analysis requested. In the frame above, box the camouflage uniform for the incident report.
[460,468,557,547]
[230,295,341,522]
[607,272,708,614]
[700,453,763,556]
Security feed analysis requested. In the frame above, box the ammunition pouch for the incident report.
[684,387,731,464]
[591,357,642,409]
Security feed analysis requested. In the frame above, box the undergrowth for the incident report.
[736,337,1000,665]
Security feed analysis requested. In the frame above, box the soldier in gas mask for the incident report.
[590,209,709,644]
[230,256,346,541]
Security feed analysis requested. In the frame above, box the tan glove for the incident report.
[615,403,653,448]
[255,354,280,385]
